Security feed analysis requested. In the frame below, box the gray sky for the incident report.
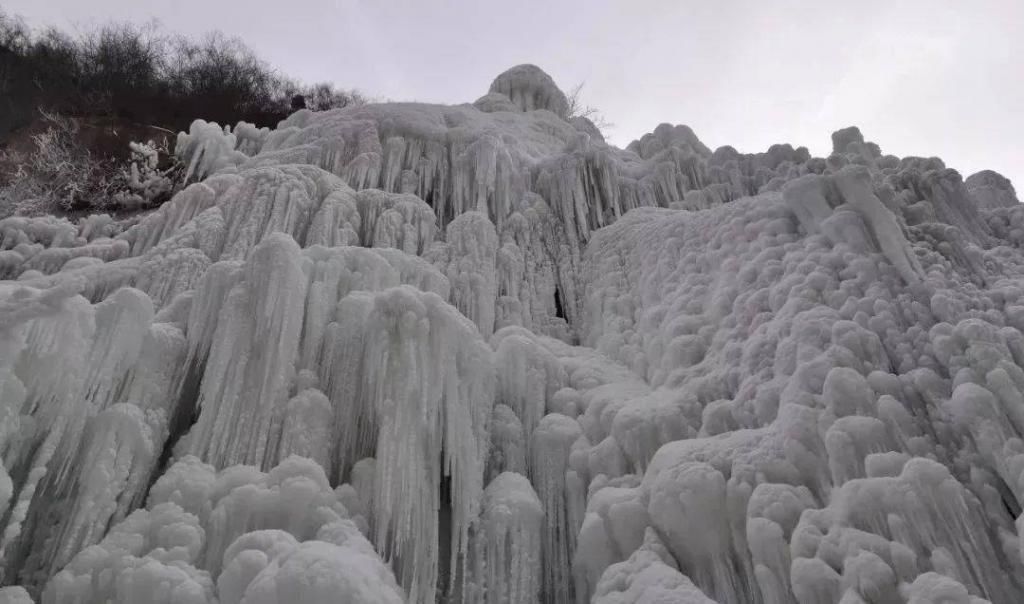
[8,0,1022,189]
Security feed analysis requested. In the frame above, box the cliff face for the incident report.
[0,64,1022,604]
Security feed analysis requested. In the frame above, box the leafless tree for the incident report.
[565,81,613,131]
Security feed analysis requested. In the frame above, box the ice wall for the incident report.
[1,64,1023,603]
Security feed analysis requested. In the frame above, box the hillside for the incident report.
[0,64,1022,603]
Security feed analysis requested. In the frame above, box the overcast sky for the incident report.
[7,0,1022,189]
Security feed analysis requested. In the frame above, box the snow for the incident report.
[2,63,1024,604]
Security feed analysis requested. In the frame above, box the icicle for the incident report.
[492,329,566,470]
[135,248,211,309]
[573,485,648,600]
[532,413,582,604]
[23,301,182,588]
[319,292,377,481]
[355,190,437,254]
[466,472,543,604]
[275,388,331,469]
[431,211,498,336]
[41,403,158,576]
[486,404,526,482]
[306,190,360,248]
[186,234,308,468]
[1,287,156,587]
[363,285,494,604]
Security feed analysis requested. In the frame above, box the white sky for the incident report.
[7,0,1022,189]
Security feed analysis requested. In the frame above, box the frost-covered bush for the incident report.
[109,139,183,210]
[0,111,94,214]
[0,111,184,217]
[0,110,108,216]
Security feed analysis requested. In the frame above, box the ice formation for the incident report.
[1,64,1023,603]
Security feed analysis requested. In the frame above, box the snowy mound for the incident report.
[486,64,571,118]
[1,64,1023,603]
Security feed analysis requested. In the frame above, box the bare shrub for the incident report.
[0,10,367,135]
[566,82,613,131]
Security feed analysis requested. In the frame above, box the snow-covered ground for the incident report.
[0,64,1021,603]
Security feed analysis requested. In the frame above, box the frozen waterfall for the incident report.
[1,64,1023,603]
